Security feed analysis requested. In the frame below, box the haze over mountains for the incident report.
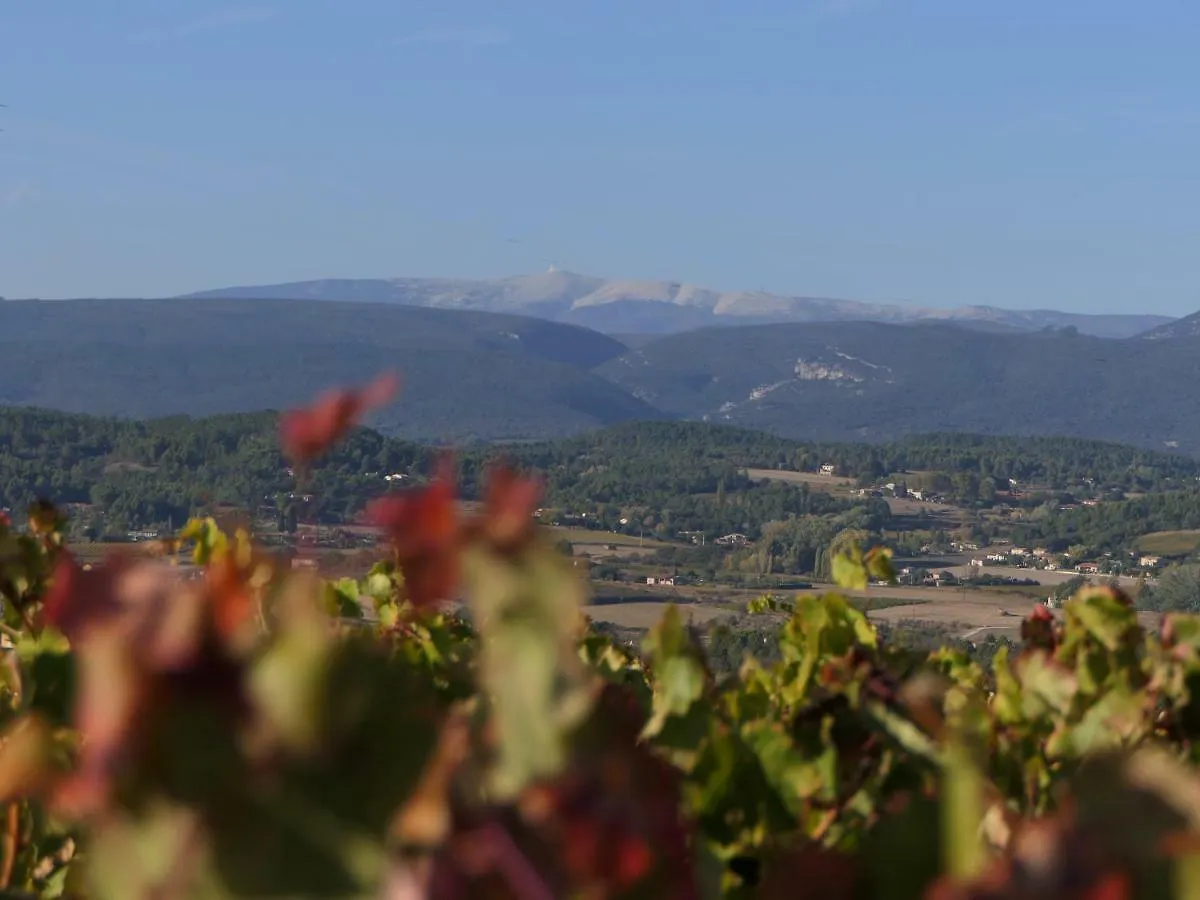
[181,270,1172,339]
[3,294,1200,453]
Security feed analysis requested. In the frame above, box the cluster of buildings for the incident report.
[966,544,1163,576]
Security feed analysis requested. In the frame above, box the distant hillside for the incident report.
[180,270,1173,338]
[6,297,1200,452]
[599,321,1200,453]
[0,299,658,442]
[9,407,1192,538]
[1138,309,1200,341]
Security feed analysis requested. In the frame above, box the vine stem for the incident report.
[0,802,19,889]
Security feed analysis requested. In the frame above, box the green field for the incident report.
[1135,530,1200,557]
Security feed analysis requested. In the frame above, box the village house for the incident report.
[646,576,676,586]
[1139,555,1162,568]
[715,533,749,547]
[1075,562,1100,575]
[819,464,836,475]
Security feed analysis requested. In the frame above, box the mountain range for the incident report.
[4,295,1200,452]
[181,270,1173,339]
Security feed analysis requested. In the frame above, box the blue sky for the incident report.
[2,1,1198,314]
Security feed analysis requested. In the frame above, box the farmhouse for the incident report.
[1075,562,1100,575]
[1139,555,1162,568]
[819,464,836,475]
[646,576,676,586]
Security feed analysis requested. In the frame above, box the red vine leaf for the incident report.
[205,553,261,647]
[368,457,462,609]
[280,371,400,462]
[41,553,131,644]
[478,463,543,554]
[1021,603,1058,653]
[45,557,252,821]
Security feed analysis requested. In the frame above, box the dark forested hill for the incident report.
[0,406,430,533]
[599,321,1200,453]
[5,299,1200,451]
[0,299,658,441]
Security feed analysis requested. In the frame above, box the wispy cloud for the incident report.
[128,6,276,44]
[396,27,510,49]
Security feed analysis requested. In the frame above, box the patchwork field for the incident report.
[1135,530,1200,557]
[745,468,853,491]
